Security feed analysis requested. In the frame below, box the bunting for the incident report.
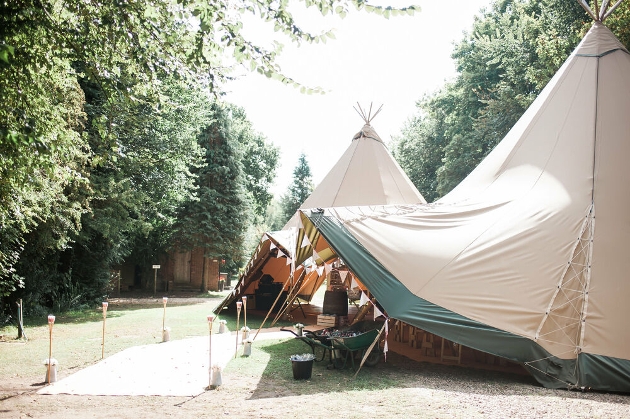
[312,249,319,261]
[301,235,310,248]
[317,266,324,276]
[373,305,383,320]
[359,291,369,307]
[324,263,332,275]
[270,241,276,251]
[339,271,348,281]
[276,249,285,258]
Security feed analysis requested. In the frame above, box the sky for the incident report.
[224,0,493,197]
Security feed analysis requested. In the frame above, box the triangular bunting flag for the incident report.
[359,291,369,306]
[339,271,348,281]
[374,305,383,320]
[286,256,292,266]
[312,249,319,260]
[350,277,358,289]
[301,235,310,248]
[317,266,324,276]
[324,263,332,274]
[276,249,285,258]
[270,241,276,251]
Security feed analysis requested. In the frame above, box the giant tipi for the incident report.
[298,2,630,392]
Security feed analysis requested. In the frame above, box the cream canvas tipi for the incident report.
[299,3,630,392]
[216,109,425,312]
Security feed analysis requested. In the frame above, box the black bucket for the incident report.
[291,359,314,380]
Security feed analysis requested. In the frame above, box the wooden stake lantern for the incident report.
[242,296,247,329]
[102,302,108,359]
[162,297,168,342]
[47,315,55,384]
[207,314,214,388]
[235,301,242,358]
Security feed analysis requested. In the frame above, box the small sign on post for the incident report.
[152,265,161,295]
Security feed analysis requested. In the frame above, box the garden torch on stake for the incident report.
[102,302,108,359]
[207,314,214,389]
[235,301,242,358]
[47,315,55,384]
[242,296,247,329]
[162,297,168,342]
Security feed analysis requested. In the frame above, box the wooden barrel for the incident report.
[322,290,348,316]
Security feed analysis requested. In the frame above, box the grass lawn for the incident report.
[2,296,629,419]
[0,296,292,381]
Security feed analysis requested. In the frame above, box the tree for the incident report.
[11,77,210,312]
[394,0,601,200]
[172,102,252,291]
[392,111,449,203]
[1,0,417,304]
[281,153,314,224]
[264,198,286,232]
[229,105,279,219]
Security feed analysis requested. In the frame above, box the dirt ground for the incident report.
[2,295,629,418]
[3,351,630,419]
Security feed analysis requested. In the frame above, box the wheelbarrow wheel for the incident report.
[363,348,381,367]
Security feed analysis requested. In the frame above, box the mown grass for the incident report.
[227,335,401,393]
[0,297,293,381]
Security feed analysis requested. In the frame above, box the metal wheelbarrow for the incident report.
[281,320,382,370]
[328,328,381,370]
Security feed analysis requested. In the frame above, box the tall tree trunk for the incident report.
[201,255,208,293]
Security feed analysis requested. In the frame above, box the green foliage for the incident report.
[394,0,603,200]
[0,6,91,296]
[230,105,280,218]
[173,102,251,267]
[264,198,286,232]
[392,113,448,203]
[1,0,418,315]
[280,153,314,224]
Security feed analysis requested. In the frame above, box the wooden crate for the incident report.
[317,314,337,327]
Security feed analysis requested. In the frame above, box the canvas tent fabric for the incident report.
[299,22,630,392]
[215,123,426,312]
[298,124,425,210]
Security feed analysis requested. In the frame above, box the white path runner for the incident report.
[38,330,290,397]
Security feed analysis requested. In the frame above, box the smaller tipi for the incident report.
[215,105,425,313]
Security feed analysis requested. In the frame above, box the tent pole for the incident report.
[252,275,292,340]
[353,322,386,379]
[271,270,306,326]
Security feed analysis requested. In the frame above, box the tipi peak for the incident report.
[353,102,383,125]
[578,0,625,23]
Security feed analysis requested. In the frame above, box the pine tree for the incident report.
[280,153,314,224]
[173,103,250,291]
